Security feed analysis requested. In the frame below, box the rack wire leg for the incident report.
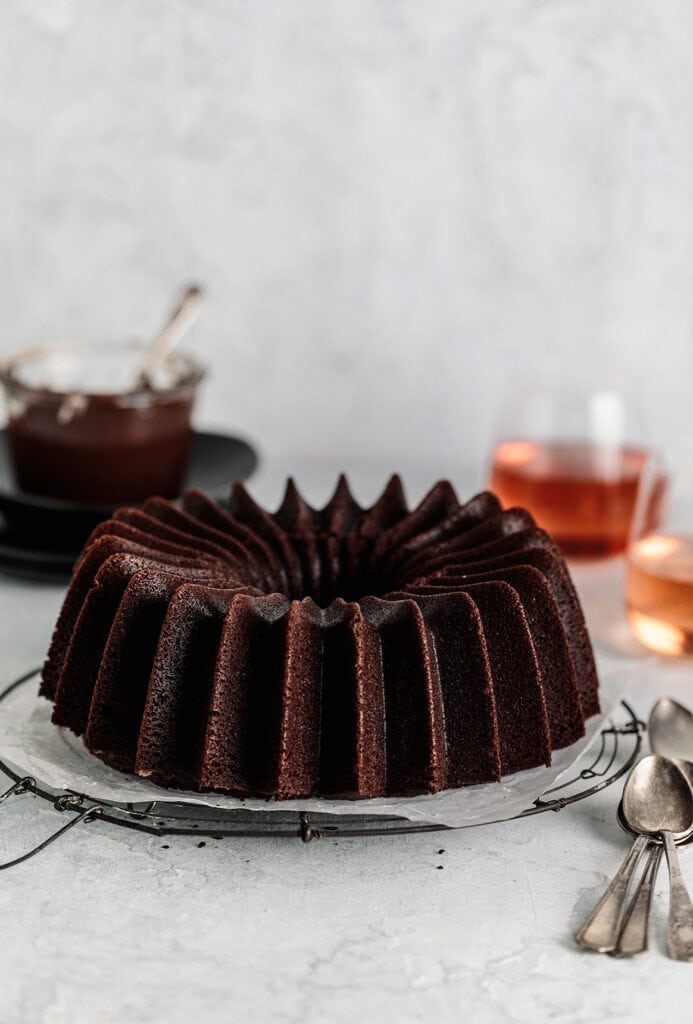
[0,804,104,872]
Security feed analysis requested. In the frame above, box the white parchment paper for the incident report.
[0,669,629,828]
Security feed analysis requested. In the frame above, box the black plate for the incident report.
[0,429,258,583]
[0,534,76,584]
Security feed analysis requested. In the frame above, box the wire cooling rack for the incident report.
[0,668,644,870]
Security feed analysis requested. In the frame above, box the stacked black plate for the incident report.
[0,430,258,583]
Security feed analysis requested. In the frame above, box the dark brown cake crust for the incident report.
[41,476,599,799]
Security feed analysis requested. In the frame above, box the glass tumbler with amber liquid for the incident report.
[626,449,693,656]
[488,383,649,557]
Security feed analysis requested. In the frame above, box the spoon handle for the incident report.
[662,830,693,962]
[575,834,649,952]
[610,843,663,958]
[135,284,203,387]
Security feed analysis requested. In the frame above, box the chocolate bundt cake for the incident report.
[41,476,599,799]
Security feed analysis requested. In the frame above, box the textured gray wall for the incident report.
[1,0,692,484]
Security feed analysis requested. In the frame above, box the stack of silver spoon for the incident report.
[575,697,693,960]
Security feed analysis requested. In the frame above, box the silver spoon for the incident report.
[576,815,651,952]
[622,755,693,961]
[649,697,693,787]
[575,757,693,954]
[133,283,203,390]
[611,843,663,958]
[649,697,693,760]
[611,801,693,958]
[613,697,693,959]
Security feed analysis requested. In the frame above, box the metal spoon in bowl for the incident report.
[133,283,204,390]
[622,755,693,961]
[56,283,204,424]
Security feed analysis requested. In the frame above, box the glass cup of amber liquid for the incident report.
[0,342,205,505]
[626,449,693,656]
[488,383,649,558]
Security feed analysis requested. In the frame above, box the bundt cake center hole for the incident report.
[281,572,392,605]
[321,572,389,605]
[273,539,395,604]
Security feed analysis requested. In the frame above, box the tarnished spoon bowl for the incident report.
[622,755,693,836]
[622,755,693,961]
[649,698,693,763]
[617,801,693,846]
